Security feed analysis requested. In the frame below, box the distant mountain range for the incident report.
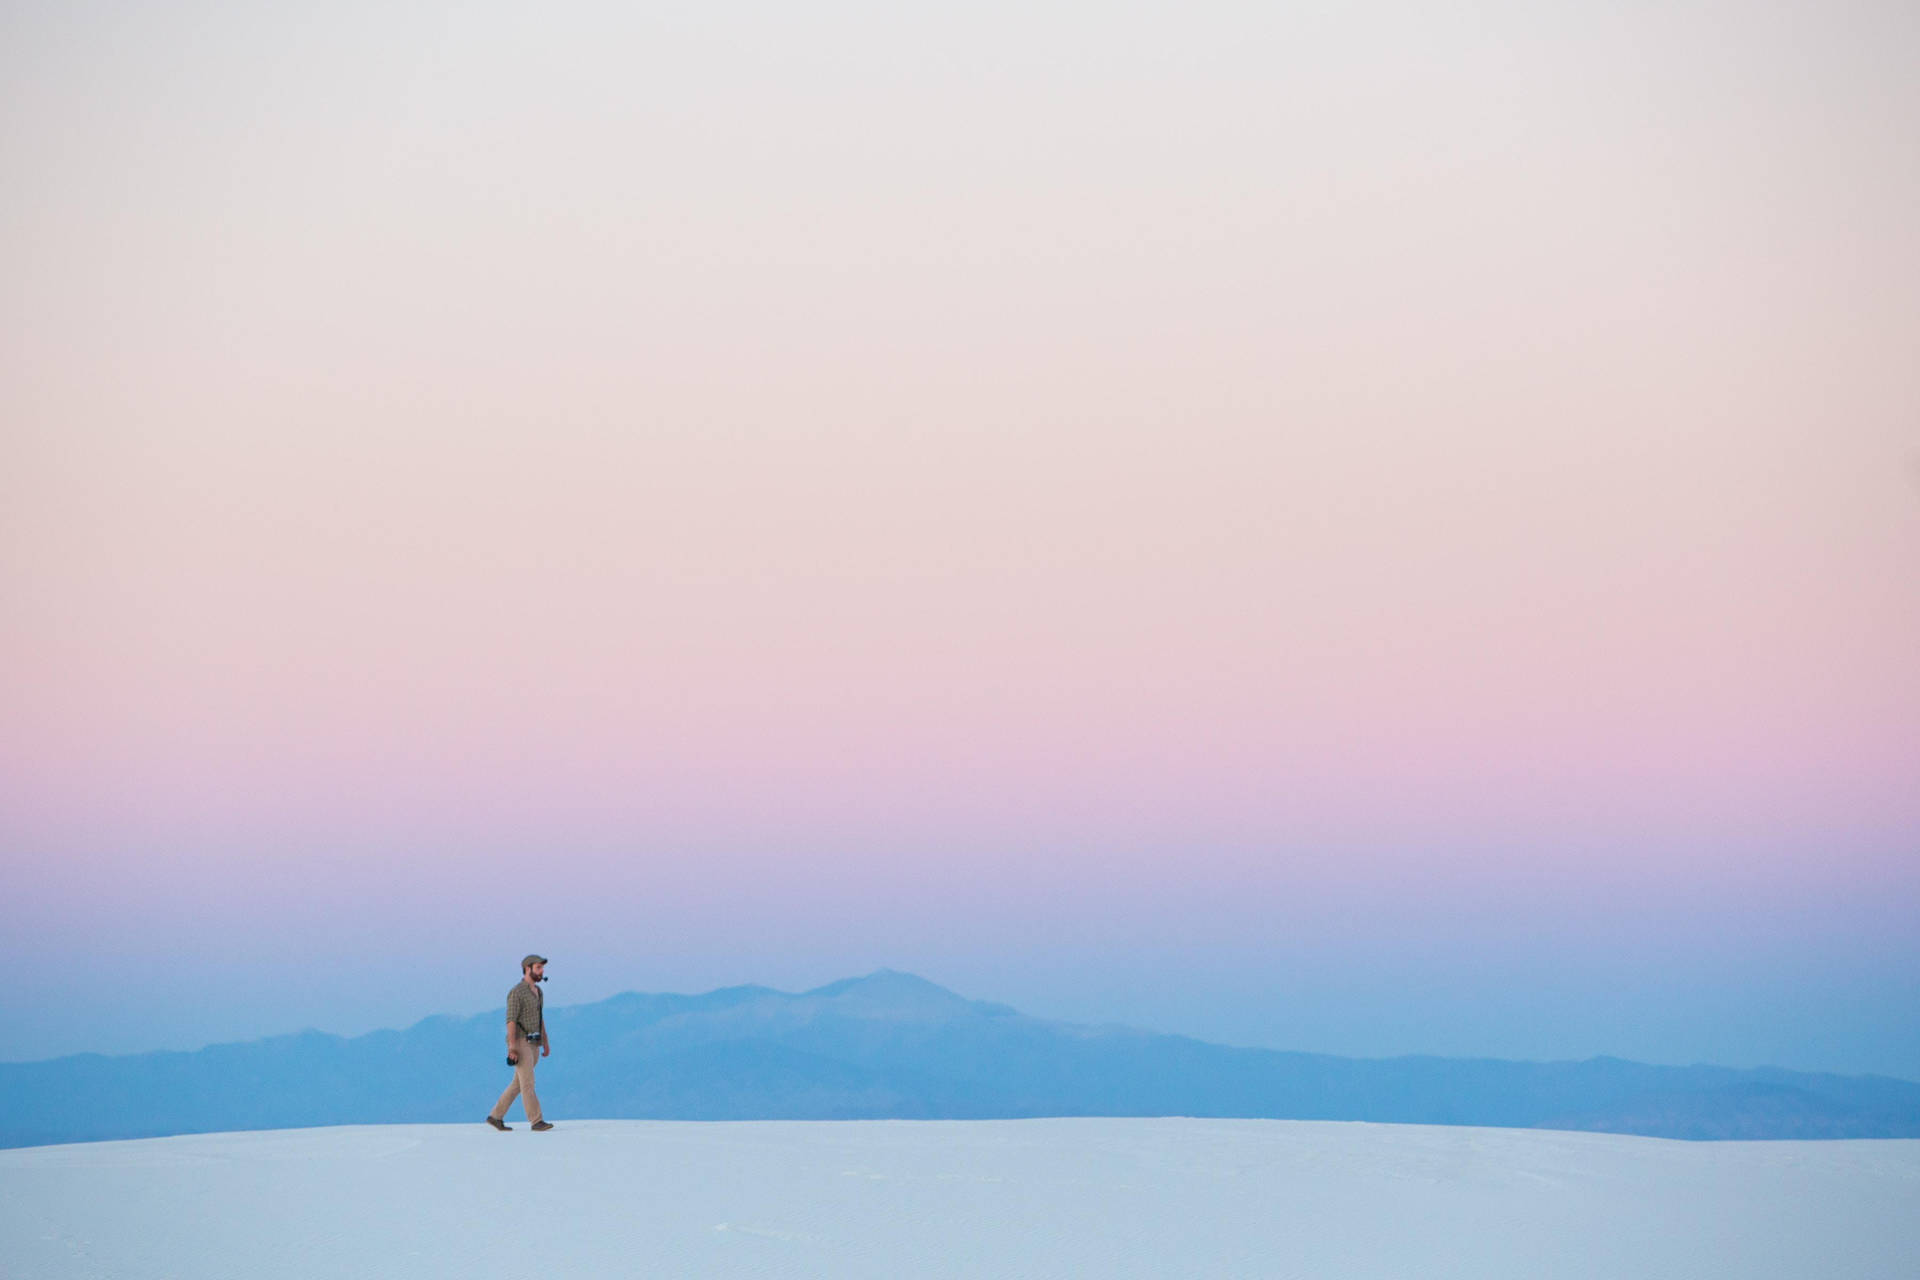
[6,969,1917,1149]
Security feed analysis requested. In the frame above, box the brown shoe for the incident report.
[530,1120,554,1131]
[486,1116,511,1131]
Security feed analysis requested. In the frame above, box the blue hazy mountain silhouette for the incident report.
[6,969,1917,1148]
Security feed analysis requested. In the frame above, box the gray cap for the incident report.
[522,954,548,969]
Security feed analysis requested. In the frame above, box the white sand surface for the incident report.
[4,1118,1916,1278]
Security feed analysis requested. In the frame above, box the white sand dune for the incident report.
[4,1118,1916,1278]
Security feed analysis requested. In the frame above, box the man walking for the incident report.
[486,954,554,1132]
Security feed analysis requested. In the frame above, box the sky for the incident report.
[3,0,1917,1078]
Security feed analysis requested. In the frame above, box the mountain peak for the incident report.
[802,969,972,1012]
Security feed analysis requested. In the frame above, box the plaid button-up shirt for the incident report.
[506,979,544,1039]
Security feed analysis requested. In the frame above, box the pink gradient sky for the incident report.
[3,0,1917,1074]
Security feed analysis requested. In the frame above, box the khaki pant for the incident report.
[489,1033,543,1124]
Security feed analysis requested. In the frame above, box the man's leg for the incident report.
[489,1040,527,1122]
[517,1043,543,1124]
